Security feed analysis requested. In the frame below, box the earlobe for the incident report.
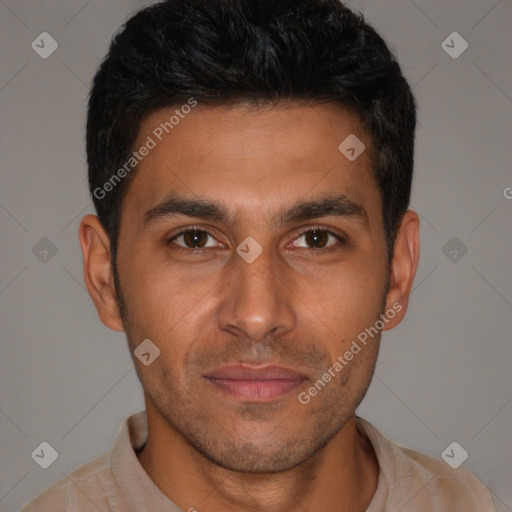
[383,210,420,330]
[79,214,124,332]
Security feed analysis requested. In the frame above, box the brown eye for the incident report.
[182,230,208,248]
[293,228,342,249]
[169,229,218,250]
[305,229,329,248]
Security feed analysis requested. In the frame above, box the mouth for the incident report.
[204,364,309,402]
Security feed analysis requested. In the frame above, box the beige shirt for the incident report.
[20,410,496,512]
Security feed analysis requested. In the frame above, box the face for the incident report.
[99,102,396,473]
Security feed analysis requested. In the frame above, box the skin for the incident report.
[79,102,419,512]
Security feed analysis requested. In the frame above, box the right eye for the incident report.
[167,228,223,254]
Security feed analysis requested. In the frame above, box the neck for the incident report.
[137,403,379,512]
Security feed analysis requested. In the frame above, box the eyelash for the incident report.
[166,226,347,255]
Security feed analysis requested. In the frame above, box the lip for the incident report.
[204,364,308,402]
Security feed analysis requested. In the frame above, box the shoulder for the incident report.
[399,445,496,510]
[19,451,112,512]
[358,418,496,512]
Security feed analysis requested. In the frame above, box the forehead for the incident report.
[122,102,381,229]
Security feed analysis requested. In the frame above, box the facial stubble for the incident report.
[113,264,386,474]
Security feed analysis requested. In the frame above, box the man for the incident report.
[21,0,495,510]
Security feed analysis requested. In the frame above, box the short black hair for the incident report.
[87,0,416,262]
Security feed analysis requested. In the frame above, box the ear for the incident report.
[78,214,124,332]
[382,210,420,330]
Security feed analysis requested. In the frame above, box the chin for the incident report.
[203,442,310,474]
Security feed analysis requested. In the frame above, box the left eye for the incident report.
[292,229,342,249]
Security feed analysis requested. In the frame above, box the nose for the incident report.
[216,244,297,342]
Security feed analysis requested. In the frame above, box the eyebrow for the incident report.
[142,193,369,229]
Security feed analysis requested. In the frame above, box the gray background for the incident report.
[1,0,511,510]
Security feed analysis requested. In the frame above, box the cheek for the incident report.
[301,259,386,326]
[293,264,386,371]
[119,256,220,359]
